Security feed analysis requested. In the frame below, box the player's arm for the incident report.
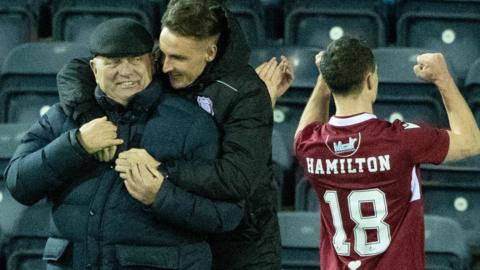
[414,53,480,162]
[295,51,331,137]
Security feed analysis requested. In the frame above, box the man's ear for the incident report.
[206,43,217,63]
[89,59,97,76]
[366,73,373,91]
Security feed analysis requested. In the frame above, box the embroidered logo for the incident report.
[197,96,214,116]
[334,137,358,154]
[326,133,361,157]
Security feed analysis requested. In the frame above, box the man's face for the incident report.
[90,54,153,106]
[159,27,217,89]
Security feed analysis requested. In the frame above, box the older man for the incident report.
[4,18,242,270]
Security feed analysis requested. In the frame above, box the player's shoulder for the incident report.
[299,121,326,138]
[372,119,423,134]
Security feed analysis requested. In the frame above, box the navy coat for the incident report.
[4,82,243,270]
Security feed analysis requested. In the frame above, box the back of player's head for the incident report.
[320,36,375,96]
[161,0,227,39]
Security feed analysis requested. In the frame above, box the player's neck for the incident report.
[333,94,373,117]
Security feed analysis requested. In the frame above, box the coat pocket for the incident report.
[115,244,179,269]
[42,238,71,262]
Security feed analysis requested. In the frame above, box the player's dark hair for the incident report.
[161,0,227,39]
[320,36,375,96]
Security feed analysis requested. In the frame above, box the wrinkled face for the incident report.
[90,54,153,106]
[159,27,217,89]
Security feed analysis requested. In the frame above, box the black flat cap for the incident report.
[89,18,154,58]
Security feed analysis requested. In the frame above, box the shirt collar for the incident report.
[328,113,377,127]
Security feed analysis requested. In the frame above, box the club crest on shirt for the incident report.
[326,133,361,157]
[197,96,215,116]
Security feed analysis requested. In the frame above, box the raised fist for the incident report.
[413,53,451,84]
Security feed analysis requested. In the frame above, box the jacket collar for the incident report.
[95,81,162,115]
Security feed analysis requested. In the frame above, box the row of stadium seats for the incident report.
[1,41,480,211]
[2,42,480,126]
[3,0,480,81]
[0,180,471,270]
[278,212,470,270]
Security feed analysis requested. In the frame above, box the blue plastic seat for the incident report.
[373,47,450,127]
[0,0,38,66]
[0,123,30,173]
[278,211,320,269]
[464,57,480,125]
[424,215,470,270]
[285,0,387,48]
[294,177,319,212]
[52,0,158,43]
[397,0,480,82]
[421,163,480,253]
[0,42,90,123]
[224,0,267,47]
[3,200,51,270]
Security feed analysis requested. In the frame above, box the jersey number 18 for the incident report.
[324,189,391,256]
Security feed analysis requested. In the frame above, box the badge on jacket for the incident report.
[197,96,215,116]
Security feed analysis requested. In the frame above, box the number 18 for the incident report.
[324,189,391,256]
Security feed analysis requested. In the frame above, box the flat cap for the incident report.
[89,18,154,58]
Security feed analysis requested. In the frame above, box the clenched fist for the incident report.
[315,51,324,73]
[413,53,453,87]
[76,116,123,154]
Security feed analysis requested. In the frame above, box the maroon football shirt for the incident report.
[294,113,449,270]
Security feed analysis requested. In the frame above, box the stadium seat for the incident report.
[272,129,293,209]
[224,0,267,47]
[373,47,449,127]
[259,0,284,41]
[0,181,28,259]
[0,42,90,124]
[0,0,38,66]
[284,0,387,48]
[0,123,30,173]
[294,177,319,212]
[464,57,480,125]
[278,211,320,269]
[424,215,470,270]
[3,200,51,270]
[52,0,158,43]
[397,0,480,82]
[421,163,480,254]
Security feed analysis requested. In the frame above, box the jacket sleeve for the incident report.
[4,107,97,206]
[163,79,273,201]
[150,114,244,233]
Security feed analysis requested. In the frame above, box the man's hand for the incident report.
[77,116,123,154]
[314,51,331,97]
[414,53,453,88]
[124,163,164,205]
[115,148,160,178]
[315,51,324,73]
[255,56,294,107]
[93,146,117,162]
